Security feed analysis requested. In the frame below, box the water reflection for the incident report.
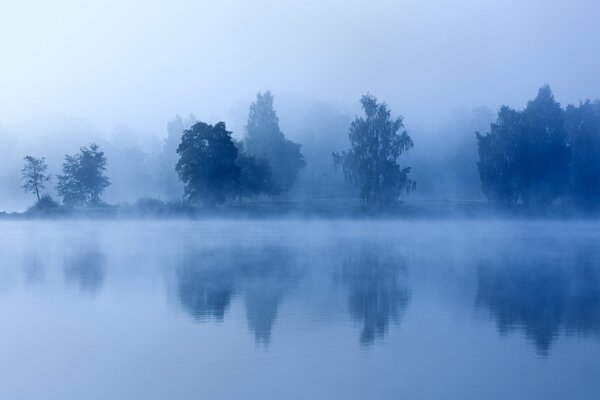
[23,253,44,284]
[177,260,236,321]
[237,248,298,344]
[476,245,600,356]
[175,246,298,344]
[339,247,411,346]
[64,249,105,295]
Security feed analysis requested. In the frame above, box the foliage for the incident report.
[565,100,600,210]
[57,143,110,206]
[176,122,240,205]
[21,156,51,201]
[235,143,278,199]
[244,91,305,193]
[476,106,521,207]
[476,85,571,208]
[333,94,415,207]
[160,114,196,199]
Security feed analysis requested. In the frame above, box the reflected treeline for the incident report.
[175,246,299,344]
[177,263,235,321]
[339,247,411,346]
[476,245,600,356]
[64,249,105,295]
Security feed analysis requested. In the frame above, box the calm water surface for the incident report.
[0,219,599,399]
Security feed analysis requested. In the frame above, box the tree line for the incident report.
[477,85,600,211]
[21,91,416,210]
[18,86,600,213]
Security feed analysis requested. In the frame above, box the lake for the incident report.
[0,219,599,399]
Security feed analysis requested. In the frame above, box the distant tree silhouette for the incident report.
[565,100,600,210]
[21,156,50,201]
[244,91,305,193]
[176,121,240,205]
[333,94,415,207]
[57,143,110,206]
[477,85,570,208]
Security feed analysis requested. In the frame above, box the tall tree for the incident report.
[476,106,521,207]
[176,121,240,205]
[57,143,110,206]
[244,91,305,193]
[21,156,51,201]
[518,85,569,207]
[333,94,415,207]
[565,100,600,210]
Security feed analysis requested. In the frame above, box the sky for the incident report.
[1,0,600,136]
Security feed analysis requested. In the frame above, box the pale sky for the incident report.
[1,0,599,135]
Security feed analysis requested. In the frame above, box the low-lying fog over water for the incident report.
[0,219,598,399]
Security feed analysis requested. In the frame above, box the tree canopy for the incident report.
[235,143,278,200]
[476,85,571,208]
[333,94,415,207]
[176,121,241,205]
[57,143,110,206]
[565,100,600,210]
[244,91,305,193]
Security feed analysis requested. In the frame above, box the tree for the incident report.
[57,143,110,206]
[160,114,196,199]
[176,121,240,205]
[476,85,570,208]
[518,85,569,207]
[244,91,305,193]
[333,94,415,207]
[21,156,50,201]
[565,100,600,210]
[235,141,278,200]
[476,106,521,207]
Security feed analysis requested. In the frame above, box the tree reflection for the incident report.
[64,249,105,295]
[175,246,298,344]
[340,247,411,346]
[476,246,600,356]
[237,248,298,344]
[176,252,236,321]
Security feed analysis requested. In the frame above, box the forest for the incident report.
[6,85,600,218]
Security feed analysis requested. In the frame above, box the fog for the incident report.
[1,0,600,211]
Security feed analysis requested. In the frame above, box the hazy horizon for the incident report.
[2,0,600,136]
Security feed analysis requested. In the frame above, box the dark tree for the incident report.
[519,85,569,207]
[565,100,600,210]
[476,85,570,208]
[57,143,110,206]
[476,106,521,207]
[235,142,278,200]
[333,94,415,207]
[176,121,240,205]
[21,156,51,201]
[244,91,305,193]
